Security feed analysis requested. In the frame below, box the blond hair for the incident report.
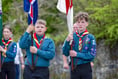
[35,19,47,26]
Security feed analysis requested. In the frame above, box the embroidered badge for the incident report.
[91,48,94,51]
[85,46,88,50]
[85,37,90,44]
[13,45,17,53]
[90,48,96,56]
[92,40,96,45]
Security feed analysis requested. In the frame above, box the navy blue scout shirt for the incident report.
[1,40,17,62]
[62,32,96,65]
[19,32,55,67]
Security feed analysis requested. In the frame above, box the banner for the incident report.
[0,0,2,44]
[0,0,2,72]
[57,0,73,33]
[24,0,38,25]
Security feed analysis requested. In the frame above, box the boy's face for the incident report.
[73,23,78,32]
[76,18,88,32]
[3,28,12,40]
[35,23,47,36]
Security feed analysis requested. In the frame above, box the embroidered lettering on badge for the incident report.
[13,45,16,52]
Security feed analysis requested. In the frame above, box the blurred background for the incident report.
[1,0,118,79]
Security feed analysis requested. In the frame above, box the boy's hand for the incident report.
[30,46,37,54]
[69,50,77,57]
[26,24,35,33]
[63,62,69,69]
[0,46,6,53]
[90,62,94,67]
[0,46,7,57]
[21,64,25,70]
[66,33,73,41]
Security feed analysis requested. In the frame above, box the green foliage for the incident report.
[2,0,13,22]
[53,31,68,45]
[2,0,118,47]
[79,0,118,47]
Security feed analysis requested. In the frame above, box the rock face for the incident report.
[50,40,118,79]
[93,40,118,79]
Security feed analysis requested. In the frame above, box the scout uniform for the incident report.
[63,30,96,79]
[19,32,55,79]
[0,38,17,79]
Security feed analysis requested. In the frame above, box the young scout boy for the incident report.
[19,19,55,79]
[0,25,17,79]
[62,12,96,79]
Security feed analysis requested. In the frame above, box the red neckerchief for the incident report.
[2,38,12,50]
[33,32,45,48]
[2,38,12,57]
[76,29,89,51]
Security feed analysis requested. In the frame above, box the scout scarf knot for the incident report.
[2,38,12,57]
[33,32,45,48]
[76,29,89,51]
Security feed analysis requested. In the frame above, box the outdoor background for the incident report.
[1,0,118,79]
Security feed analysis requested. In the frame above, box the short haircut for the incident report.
[35,19,47,26]
[3,24,12,32]
[75,12,89,22]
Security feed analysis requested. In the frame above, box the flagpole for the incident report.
[57,0,74,70]
[0,0,3,72]
[24,0,38,70]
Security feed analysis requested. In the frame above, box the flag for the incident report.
[0,0,2,72]
[0,0,2,43]
[57,0,73,33]
[24,0,38,25]
[24,0,38,68]
[57,0,66,13]
[57,0,74,70]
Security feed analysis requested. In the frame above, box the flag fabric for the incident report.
[57,0,74,70]
[0,0,2,43]
[57,0,66,13]
[24,0,38,25]
[57,0,73,33]
[0,0,2,72]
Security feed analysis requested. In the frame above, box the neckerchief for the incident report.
[33,32,45,48]
[76,29,89,51]
[2,38,12,57]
